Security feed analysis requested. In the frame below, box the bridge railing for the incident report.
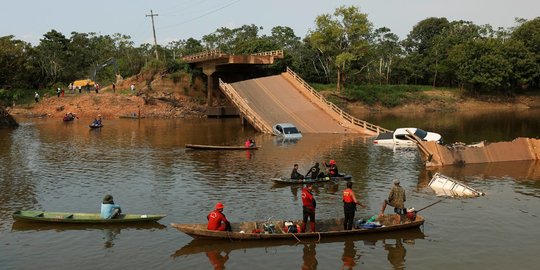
[182,49,227,62]
[251,50,284,57]
[219,79,273,134]
[285,67,391,134]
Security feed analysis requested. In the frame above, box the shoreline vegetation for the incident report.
[1,5,539,123]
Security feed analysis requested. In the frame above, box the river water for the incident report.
[1,110,539,269]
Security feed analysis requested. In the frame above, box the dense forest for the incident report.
[0,6,539,106]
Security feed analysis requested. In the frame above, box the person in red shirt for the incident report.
[301,183,316,232]
[207,202,231,231]
[343,182,366,230]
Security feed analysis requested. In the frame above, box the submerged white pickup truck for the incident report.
[373,128,443,146]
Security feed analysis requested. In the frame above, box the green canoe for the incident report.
[12,210,166,224]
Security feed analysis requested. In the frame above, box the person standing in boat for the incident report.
[207,202,231,231]
[101,194,122,219]
[323,160,340,177]
[291,164,304,180]
[301,183,316,232]
[305,162,323,179]
[343,182,366,230]
[380,179,406,217]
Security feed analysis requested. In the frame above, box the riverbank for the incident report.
[5,84,540,121]
[344,90,540,116]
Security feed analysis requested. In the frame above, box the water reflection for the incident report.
[206,250,230,270]
[173,228,425,269]
[341,241,359,270]
[11,222,166,248]
[301,243,317,269]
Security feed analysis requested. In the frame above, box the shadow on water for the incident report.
[11,221,167,248]
[172,228,424,269]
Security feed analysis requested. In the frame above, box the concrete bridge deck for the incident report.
[219,68,389,135]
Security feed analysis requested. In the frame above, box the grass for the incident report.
[311,83,459,107]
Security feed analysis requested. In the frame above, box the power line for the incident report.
[159,0,243,31]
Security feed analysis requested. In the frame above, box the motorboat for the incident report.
[272,123,302,139]
[374,128,442,146]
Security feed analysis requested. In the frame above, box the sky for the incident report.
[1,0,538,46]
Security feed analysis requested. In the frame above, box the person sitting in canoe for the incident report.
[207,202,231,231]
[305,162,324,179]
[291,164,304,180]
[380,179,407,221]
[323,160,341,178]
[101,194,122,219]
[91,114,103,127]
[244,139,255,148]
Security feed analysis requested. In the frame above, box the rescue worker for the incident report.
[245,138,255,148]
[291,164,304,180]
[324,160,340,178]
[343,182,366,230]
[301,183,316,232]
[381,179,406,217]
[207,202,231,231]
[305,162,322,179]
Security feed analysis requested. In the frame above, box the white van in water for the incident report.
[373,128,442,146]
[272,123,302,139]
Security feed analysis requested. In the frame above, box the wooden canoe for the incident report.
[12,210,166,224]
[185,144,259,150]
[11,221,167,232]
[171,214,424,240]
[173,227,425,257]
[271,174,352,184]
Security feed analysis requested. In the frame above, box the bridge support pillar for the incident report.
[203,65,216,106]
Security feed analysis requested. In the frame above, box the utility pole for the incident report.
[146,10,159,60]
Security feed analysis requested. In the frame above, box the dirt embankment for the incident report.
[8,72,208,120]
[6,73,540,120]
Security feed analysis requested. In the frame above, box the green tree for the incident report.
[511,17,540,89]
[35,30,70,85]
[307,6,372,92]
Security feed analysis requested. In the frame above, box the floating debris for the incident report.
[429,173,484,197]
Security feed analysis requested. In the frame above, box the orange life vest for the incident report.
[343,188,355,203]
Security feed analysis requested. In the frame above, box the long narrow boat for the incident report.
[171,214,424,240]
[271,174,352,184]
[89,124,103,129]
[12,210,166,224]
[173,227,425,257]
[185,144,259,150]
[11,221,167,232]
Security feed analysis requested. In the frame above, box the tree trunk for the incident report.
[386,57,392,84]
[336,68,341,93]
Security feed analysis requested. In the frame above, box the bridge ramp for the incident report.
[230,75,355,134]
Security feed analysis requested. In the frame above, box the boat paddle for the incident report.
[415,199,444,213]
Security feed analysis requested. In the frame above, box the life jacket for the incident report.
[343,188,355,203]
[207,209,228,231]
[302,188,316,210]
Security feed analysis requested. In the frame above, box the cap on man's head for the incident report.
[215,202,225,209]
[393,179,400,185]
[329,160,336,165]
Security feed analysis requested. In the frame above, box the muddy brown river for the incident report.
[1,110,539,269]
